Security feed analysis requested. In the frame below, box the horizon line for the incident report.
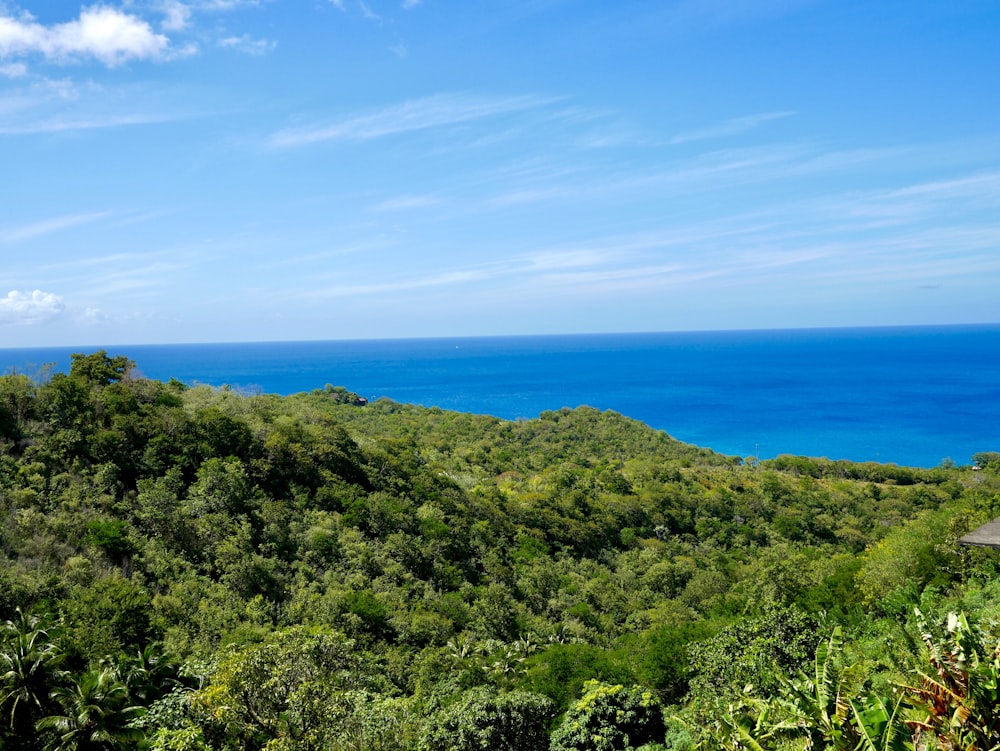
[2,320,1000,354]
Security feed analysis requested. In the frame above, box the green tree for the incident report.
[0,372,35,443]
[63,576,154,661]
[419,687,555,751]
[550,680,666,751]
[194,626,363,750]
[69,352,134,387]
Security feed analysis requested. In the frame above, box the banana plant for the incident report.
[902,610,1000,751]
[708,627,915,751]
[850,694,910,751]
[708,690,800,751]
[771,626,860,751]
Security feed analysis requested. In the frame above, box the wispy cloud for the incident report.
[0,76,199,135]
[305,269,498,298]
[39,251,164,271]
[371,194,443,212]
[478,144,812,209]
[160,1,193,31]
[0,211,115,243]
[293,235,774,302]
[0,111,183,135]
[0,61,25,77]
[487,187,565,207]
[268,92,559,148]
[670,111,795,144]
[218,34,276,55]
[0,7,173,66]
[77,262,184,298]
[359,2,382,22]
[78,306,111,326]
[190,0,265,10]
[802,170,1000,230]
[881,171,1000,204]
[276,160,1000,309]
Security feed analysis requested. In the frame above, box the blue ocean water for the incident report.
[2,325,999,468]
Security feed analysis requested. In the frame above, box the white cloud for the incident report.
[218,34,275,55]
[0,6,172,66]
[402,0,423,8]
[329,0,346,10]
[269,92,558,148]
[0,289,65,325]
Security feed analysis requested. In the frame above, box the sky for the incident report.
[1,0,999,346]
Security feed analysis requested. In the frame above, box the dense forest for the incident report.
[1,351,999,751]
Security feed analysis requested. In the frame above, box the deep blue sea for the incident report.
[2,325,999,468]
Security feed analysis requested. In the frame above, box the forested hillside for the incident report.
[1,352,999,750]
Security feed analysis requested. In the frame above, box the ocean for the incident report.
[2,325,998,468]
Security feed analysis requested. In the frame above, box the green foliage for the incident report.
[855,509,958,609]
[419,687,555,751]
[686,606,819,701]
[550,679,666,751]
[526,642,635,711]
[193,626,369,750]
[63,575,155,661]
[147,725,212,751]
[634,621,713,703]
[85,519,136,563]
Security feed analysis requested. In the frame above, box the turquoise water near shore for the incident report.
[2,325,998,467]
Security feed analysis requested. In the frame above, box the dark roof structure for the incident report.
[958,519,1000,549]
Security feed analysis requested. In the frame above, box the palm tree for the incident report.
[37,668,145,751]
[0,608,65,746]
[101,642,182,705]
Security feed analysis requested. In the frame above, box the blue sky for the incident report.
[1,0,999,346]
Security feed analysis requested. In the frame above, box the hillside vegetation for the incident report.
[1,351,999,750]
